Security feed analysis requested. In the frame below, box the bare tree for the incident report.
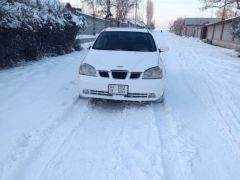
[82,0,142,22]
[133,0,142,25]
[215,5,239,18]
[146,0,154,27]
[96,0,113,18]
[83,0,101,35]
[201,0,240,20]
[201,0,240,10]
[111,0,142,22]
[112,0,134,21]
[83,0,100,15]
[172,17,184,35]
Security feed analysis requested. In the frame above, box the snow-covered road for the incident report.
[0,32,240,180]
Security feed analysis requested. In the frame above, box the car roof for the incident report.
[104,27,149,33]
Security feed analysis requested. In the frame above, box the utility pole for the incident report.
[211,1,214,18]
[135,1,138,27]
[222,0,227,20]
[107,0,111,16]
[93,12,96,35]
[220,0,227,40]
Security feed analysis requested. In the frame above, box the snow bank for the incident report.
[0,0,85,30]
[0,0,86,68]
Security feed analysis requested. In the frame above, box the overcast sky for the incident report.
[63,0,214,28]
[152,0,213,28]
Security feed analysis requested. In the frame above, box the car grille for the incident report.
[87,90,151,99]
[130,72,141,79]
[99,71,109,78]
[125,93,149,98]
[98,70,141,79]
[111,70,128,79]
[89,90,112,96]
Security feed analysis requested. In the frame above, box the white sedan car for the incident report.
[78,28,168,102]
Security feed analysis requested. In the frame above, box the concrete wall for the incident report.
[213,24,222,40]
[195,27,202,38]
[181,18,240,51]
[183,26,203,38]
[206,21,240,51]
[222,22,234,42]
[79,13,111,35]
[207,26,214,40]
[186,26,195,36]
[78,13,140,35]
[212,40,240,51]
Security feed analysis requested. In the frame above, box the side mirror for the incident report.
[159,46,169,53]
[87,45,92,50]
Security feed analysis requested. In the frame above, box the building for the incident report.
[205,16,240,51]
[65,3,110,35]
[128,20,146,28]
[182,18,220,38]
[78,12,112,35]
[66,3,145,35]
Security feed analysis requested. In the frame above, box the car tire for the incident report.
[155,93,165,103]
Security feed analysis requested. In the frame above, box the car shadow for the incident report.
[88,98,151,111]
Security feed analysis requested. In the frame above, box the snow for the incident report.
[0,0,85,29]
[1,31,240,180]
[128,20,146,28]
[105,27,149,32]
[76,34,98,40]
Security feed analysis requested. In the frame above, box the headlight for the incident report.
[79,63,97,77]
[142,66,163,79]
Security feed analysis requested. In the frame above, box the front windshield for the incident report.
[92,31,157,52]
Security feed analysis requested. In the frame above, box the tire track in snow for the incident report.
[41,101,165,180]
[37,99,130,180]
[111,102,165,180]
[7,100,166,180]
[3,98,91,180]
[151,36,197,180]
[161,36,240,180]
[153,104,196,180]
[179,48,240,149]
[199,72,240,148]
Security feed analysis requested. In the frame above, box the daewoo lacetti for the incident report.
[78,28,169,103]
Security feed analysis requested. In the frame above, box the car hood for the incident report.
[83,49,159,72]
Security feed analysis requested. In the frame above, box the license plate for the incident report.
[108,84,128,95]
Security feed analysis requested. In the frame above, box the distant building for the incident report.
[65,3,146,35]
[205,16,240,52]
[182,18,220,38]
[128,20,146,28]
[65,3,110,35]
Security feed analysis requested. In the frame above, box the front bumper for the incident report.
[79,75,164,101]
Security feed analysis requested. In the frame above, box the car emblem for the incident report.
[117,65,124,68]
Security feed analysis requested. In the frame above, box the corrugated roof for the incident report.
[206,16,240,26]
[184,18,221,26]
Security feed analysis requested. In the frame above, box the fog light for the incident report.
[148,93,156,98]
[83,89,90,94]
